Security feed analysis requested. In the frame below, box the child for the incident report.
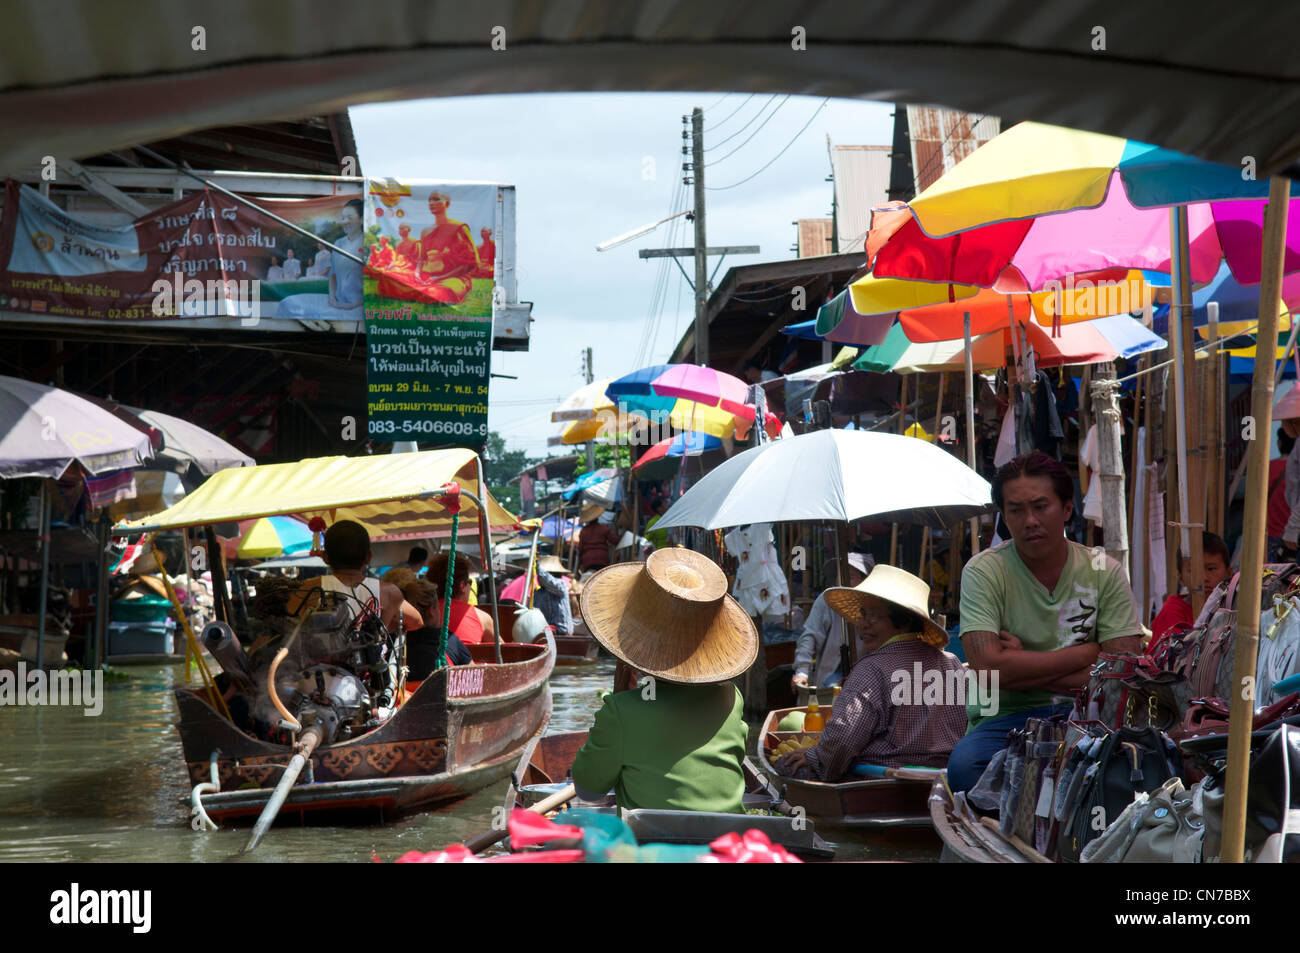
[1150,531,1232,646]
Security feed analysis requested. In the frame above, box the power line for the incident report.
[704,91,733,112]
[705,93,756,132]
[704,94,779,152]
[707,99,830,191]
[705,95,791,167]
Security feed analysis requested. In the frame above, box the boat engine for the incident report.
[277,664,371,744]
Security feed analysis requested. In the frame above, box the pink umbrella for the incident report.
[868,171,1300,292]
[649,365,755,421]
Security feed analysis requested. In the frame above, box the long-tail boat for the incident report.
[757,706,942,838]
[114,448,554,829]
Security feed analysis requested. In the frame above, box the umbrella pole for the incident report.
[1079,365,1093,542]
[891,375,908,565]
[35,480,50,668]
[93,514,109,671]
[1128,356,1145,573]
[475,458,503,663]
[1169,205,1204,618]
[963,312,980,556]
[1205,302,1222,538]
[1223,176,1290,863]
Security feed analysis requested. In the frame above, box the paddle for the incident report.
[239,725,325,855]
[462,783,577,854]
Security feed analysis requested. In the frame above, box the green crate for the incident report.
[110,596,173,624]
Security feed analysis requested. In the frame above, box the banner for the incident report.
[0,180,363,322]
[363,179,496,446]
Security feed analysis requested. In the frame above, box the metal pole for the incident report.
[963,312,980,556]
[93,515,110,670]
[692,107,709,366]
[1222,176,1290,863]
[35,482,50,668]
[1173,205,1206,618]
[1168,207,1200,614]
[135,146,365,264]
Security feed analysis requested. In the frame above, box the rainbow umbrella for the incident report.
[864,121,1297,296]
[633,431,722,472]
[231,516,313,559]
[605,365,773,441]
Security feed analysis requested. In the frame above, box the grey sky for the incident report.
[351,92,892,458]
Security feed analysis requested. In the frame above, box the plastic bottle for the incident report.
[804,696,825,732]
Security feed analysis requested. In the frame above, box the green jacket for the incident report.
[571,681,748,813]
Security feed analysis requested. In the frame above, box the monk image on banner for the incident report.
[394,223,420,270]
[474,227,495,279]
[374,191,480,305]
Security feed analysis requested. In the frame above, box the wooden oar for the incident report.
[240,725,325,854]
[463,783,577,855]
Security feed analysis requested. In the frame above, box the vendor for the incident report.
[399,578,472,681]
[775,565,966,781]
[532,554,574,636]
[288,520,410,633]
[577,504,620,572]
[791,552,872,692]
[570,549,756,812]
[947,451,1144,793]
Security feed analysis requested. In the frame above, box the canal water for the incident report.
[0,659,936,862]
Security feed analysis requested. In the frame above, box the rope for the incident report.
[436,509,461,669]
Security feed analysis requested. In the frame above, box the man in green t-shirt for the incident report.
[947,451,1144,792]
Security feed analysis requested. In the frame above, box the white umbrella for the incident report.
[129,407,254,475]
[653,428,992,531]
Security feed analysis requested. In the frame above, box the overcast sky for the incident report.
[351,93,893,458]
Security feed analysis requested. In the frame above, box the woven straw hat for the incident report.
[1275,388,1300,421]
[823,564,948,649]
[579,548,758,684]
[536,554,568,575]
[580,503,605,523]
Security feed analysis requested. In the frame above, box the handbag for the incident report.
[1079,652,1190,732]
[1080,777,1204,863]
[1258,597,1300,703]
[1245,723,1300,863]
[1057,725,1182,863]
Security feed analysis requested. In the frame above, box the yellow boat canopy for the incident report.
[113,448,521,540]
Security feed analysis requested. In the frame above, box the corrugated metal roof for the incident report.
[796,218,834,258]
[829,145,890,255]
[906,106,1001,193]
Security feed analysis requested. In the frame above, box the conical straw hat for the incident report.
[536,554,568,575]
[823,564,948,648]
[580,503,605,523]
[579,548,758,684]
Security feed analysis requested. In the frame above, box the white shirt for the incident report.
[793,593,845,687]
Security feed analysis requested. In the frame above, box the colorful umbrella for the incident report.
[864,121,1296,294]
[604,365,775,441]
[631,364,754,421]
[887,314,1166,375]
[633,431,722,471]
[228,515,313,559]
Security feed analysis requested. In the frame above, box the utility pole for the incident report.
[583,347,595,470]
[691,108,708,366]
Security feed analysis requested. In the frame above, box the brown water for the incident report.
[0,660,937,862]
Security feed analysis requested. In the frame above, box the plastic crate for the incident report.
[108,619,176,657]
[110,596,173,624]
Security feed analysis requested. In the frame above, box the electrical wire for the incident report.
[909,113,990,197]
[704,94,780,153]
[705,93,756,132]
[707,99,830,191]
[705,95,791,167]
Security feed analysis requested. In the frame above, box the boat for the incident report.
[927,774,1047,863]
[552,633,599,664]
[756,706,943,837]
[113,448,552,831]
[183,636,554,823]
[506,729,834,861]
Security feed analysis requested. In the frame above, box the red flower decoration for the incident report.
[307,517,327,532]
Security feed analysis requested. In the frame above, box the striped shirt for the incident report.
[798,638,968,781]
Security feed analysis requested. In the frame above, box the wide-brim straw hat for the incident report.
[1275,388,1300,421]
[580,503,605,523]
[579,548,758,684]
[536,555,568,575]
[823,564,949,649]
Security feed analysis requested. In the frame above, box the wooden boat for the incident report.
[756,707,942,837]
[928,775,1050,863]
[506,729,834,860]
[187,637,554,824]
[552,633,599,664]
